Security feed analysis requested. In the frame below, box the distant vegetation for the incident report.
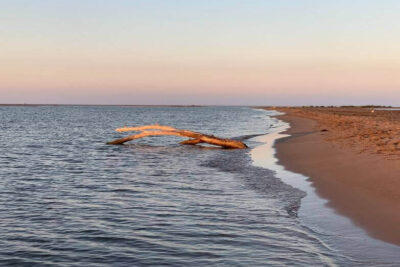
[342,105,393,108]
[301,105,393,108]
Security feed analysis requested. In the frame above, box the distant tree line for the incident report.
[301,105,393,108]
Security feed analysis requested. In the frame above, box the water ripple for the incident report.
[0,106,349,266]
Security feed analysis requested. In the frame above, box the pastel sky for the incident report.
[1,0,399,105]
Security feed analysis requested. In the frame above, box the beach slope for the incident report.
[269,107,400,245]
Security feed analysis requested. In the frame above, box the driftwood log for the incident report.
[107,125,247,149]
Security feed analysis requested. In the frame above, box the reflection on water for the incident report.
[0,106,392,266]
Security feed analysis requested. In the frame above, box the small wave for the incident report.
[201,148,306,217]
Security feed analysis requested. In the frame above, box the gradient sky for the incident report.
[1,0,400,105]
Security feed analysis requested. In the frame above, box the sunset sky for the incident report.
[1,0,399,105]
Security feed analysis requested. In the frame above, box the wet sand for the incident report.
[269,107,400,245]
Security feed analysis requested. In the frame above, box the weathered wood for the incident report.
[107,124,247,149]
[180,139,203,145]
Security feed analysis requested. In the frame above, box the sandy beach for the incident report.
[268,107,400,245]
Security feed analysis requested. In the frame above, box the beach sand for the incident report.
[268,107,400,245]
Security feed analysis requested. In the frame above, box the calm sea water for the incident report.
[0,106,392,266]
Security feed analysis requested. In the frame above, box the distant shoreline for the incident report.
[0,104,209,107]
[265,107,400,245]
[2,104,398,108]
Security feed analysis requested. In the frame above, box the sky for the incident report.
[1,0,400,105]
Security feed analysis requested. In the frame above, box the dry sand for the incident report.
[269,107,400,245]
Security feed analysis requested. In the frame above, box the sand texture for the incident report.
[268,107,400,245]
[280,107,400,159]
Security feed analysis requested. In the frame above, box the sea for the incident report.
[1,106,399,266]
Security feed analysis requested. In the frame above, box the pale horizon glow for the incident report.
[1,0,400,105]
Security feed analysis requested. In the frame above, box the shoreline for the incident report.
[270,108,400,246]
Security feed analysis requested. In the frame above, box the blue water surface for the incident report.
[0,106,362,266]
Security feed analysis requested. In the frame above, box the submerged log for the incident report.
[107,124,247,149]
